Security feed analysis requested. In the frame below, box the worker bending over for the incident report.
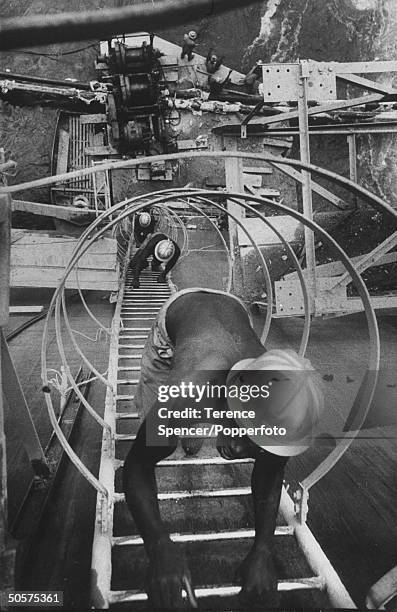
[134,208,156,246]
[129,232,180,288]
[123,288,323,609]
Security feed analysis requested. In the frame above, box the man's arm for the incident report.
[122,405,196,608]
[123,417,176,550]
[252,451,287,550]
[238,451,288,607]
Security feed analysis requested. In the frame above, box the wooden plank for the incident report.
[56,129,70,175]
[262,137,293,148]
[9,306,43,314]
[243,166,273,175]
[239,215,302,246]
[272,162,351,210]
[85,145,118,156]
[10,231,117,271]
[12,199,96,221]
[10,267,118,291]
[285,251,397,281]
[10,230,115,253]
[80,114,107,124]
[177,139,197,151]
[243,174,262,188]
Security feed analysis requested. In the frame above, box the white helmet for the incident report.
[73,195,90,209]
[138,212,151,227]
[227,349,324,457]
[154,239,175,262]
[188,30,198,41]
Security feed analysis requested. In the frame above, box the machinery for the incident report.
[96,34,174,155]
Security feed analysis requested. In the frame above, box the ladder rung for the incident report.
[115,433,137,441]
[121,317,156,321]
[116,395,135,400]
[118,354,143,359]
[121,313,158,317]
[116,412,139,420]
[117,379,140,385]
[117,366,141,371]
[121,307,162,310]
[108,578,325,604]
[113,456,254,470]
[112,526,293,546]
[120,327,151,331]
[118,338,146,343]
[158,456,254,466]
[118,341,146,346]
[114,487,251,503]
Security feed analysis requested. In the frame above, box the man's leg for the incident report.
[151,254,162,272]
[130,252,148,288]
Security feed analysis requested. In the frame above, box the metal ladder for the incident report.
[91,270,355,610]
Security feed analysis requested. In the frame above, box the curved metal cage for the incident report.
[0,149,385,521]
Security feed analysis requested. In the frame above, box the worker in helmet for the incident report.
[123,288,324,609]
[206,48,223,74]
[129,232,180,288]
[181,30,198,62]
[134,208,156,246]
[208,68,233,99]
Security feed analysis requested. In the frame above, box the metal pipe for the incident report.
[0,0,261,51]
[0,70,91,90]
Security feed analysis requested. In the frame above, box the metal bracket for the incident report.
[293,483,309,524]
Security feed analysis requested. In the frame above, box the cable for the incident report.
[16,43,98,58]
[0,0,262,51]
[6,310,48,342]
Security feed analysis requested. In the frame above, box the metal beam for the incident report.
[298,64,317,310]
[216,123,397,137]
[270,162,351,210]
[347,134,358,208]
[0,195,11,328]
[241,100,265,139]
[328,230,397,290]
[338,73,397,96]
[224,138,245,292]
[329,60,397,74]
[250,93,387,129]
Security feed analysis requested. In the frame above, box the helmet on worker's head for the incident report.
[210,54,218,62]
[188,30,198,41]
[138,211,152,227]
[73,195,90,209]
[154,239,175,262]
[226,349,324,457]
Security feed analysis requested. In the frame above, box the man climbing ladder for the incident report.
[123,288,323,609]
[129,232,180,288]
